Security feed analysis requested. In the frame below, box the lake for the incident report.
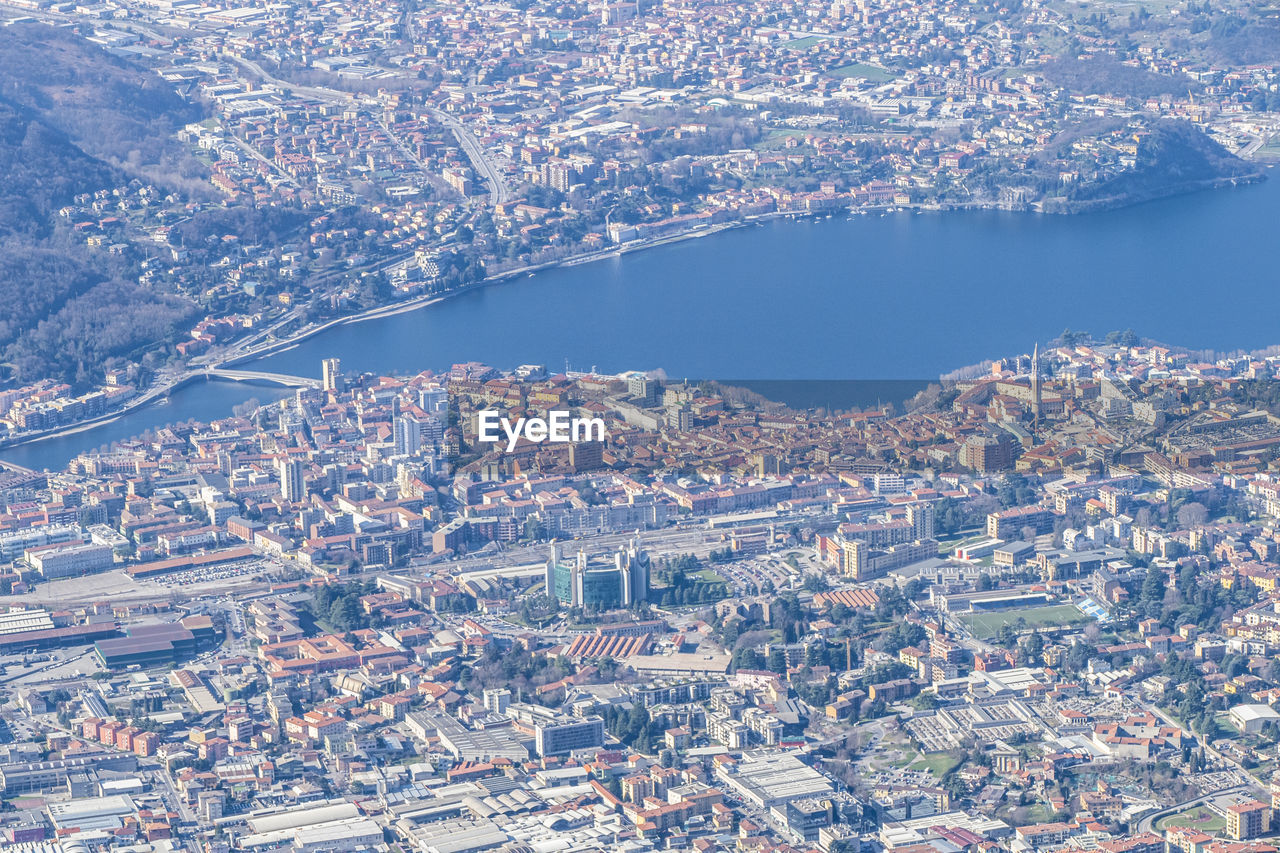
[254,173,1280,381]
[4,172,1278,471]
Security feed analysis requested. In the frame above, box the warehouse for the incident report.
[716,751,833,810]
[93,615,216,669]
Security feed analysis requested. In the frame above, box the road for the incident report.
[226,54,357,105]
[226,133,297,188]
[425,106,510,204]
[1135,783,1253,834]
[226,54,510,205]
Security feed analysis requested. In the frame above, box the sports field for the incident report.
[959,604,1089,638]
[829,63,896,83]
[907,752,962,777]
[782,35,828,49]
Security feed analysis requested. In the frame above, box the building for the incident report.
[568,440,605,472]
[544,541,649,608]
[394,414,422,457]
[321,358,342,393]
[837,536,936,581]
[779,798,836,843]
[278,457,306,503]
[94,617,217,669]
[1227,801,1270,840]
[1031,342,1042,428]
[534,715,604,756]
[0,752,138,795]
[24,542,114,579]
[716,751,834,810]
[1229,704,1280,735]
[961,431,1015,474]
[0,524,80,563]
[906,502,936,540]
[987,506,1054,540]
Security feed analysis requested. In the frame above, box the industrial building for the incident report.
[715,751,834,810]
[93,615,217,669]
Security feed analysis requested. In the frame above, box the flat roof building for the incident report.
[94,616,216,669]
[716,751,833,810]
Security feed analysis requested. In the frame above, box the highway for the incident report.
[226,54,511,205]
[425,106,511,204]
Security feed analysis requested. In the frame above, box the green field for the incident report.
[829,63,896,83]
[959,604,1089,639]
[1156,806,1225,833]
[782,35,828,50]
[907,752,963,777]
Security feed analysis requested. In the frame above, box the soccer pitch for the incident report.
[959,604,1090,638]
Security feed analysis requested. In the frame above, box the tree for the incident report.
[732,646,763,672]
[1176,502,1208,529]
[803,573,829,592]
[1140,566,1165,618]
[1020,631,1045,666]
[1059,328,1088,347]
[767,648,787,674]
[1105,329,1139,347]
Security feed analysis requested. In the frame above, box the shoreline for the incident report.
[221,217,758,366]
[0,170,1272,462]
[0,372,292,459]
[0,220,756,459]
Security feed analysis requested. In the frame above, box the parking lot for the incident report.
[154,558,277,589]
[715,547,825,594]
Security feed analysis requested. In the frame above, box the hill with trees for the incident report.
[1047,120,1264,213]
[0,23,201,171]
[0,98,118,236]
[0,24,202,387]
[1041,56,1202,100]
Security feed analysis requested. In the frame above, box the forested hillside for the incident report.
[0,99,118,235]
[1048,120,1262,212]
[0,23,200,168]
[0,24,201,387]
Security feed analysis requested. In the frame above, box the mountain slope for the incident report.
[0,97,119,236]
[0,22,199,165]
[0,24,201,387]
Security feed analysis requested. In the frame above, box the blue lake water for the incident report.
[0,379,291,472]
[4,171,1277,471]
[255,173,1280,381]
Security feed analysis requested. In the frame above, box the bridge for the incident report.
[204,368,321,389]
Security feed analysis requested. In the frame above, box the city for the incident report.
[0,0,1278,445]
[2,0,1280,848]
[2,342,1280,851]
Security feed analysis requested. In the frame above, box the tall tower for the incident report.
[321,358,342,393]
[277,456,306,503]
[545,544,559,599]
[393,414,422,457]
[907,502,935,541]
[617,539,650,606]
[1031,343,1042,431]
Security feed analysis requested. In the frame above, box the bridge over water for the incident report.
[204,368,321,389]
